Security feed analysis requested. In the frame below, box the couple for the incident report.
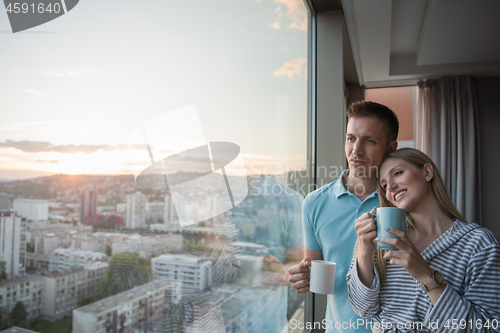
[288,101,500,332]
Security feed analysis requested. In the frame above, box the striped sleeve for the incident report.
[423,244,500,333]
[346,257,381,318]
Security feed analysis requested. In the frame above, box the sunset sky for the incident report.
[0,0,308,180]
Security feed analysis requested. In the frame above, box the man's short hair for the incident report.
[346,101,399,143]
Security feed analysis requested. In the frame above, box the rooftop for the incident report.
[0,211,25,219]
[231,242,265,249]
[42,267,85,278]
[0,275,43,288]
[0,327,41,333]
[74,280,179,315]
[51,247,106,258]
[153,254,206,264]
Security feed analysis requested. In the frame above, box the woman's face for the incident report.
[379,158,432,212]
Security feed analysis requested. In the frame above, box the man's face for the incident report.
[345,117,396,179]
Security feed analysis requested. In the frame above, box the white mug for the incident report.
[309,260,336,294]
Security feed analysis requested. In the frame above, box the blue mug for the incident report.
[374,207,406,251]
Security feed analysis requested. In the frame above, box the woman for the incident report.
[347,148,500,332]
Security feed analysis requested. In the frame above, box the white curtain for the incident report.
[416,76,481,224]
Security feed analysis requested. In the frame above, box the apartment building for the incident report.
[152,254,212,292]
[72,280,181,333]
[25,253,49,273]
[72,232,127,253]
[48,248,107,272]
[27,222,93,255]
[0,212,26,278]
[71,236,106,253]
[0,275,43,320]
[111,234,182,259]
[13,199,48,222]
[41,261,108,321]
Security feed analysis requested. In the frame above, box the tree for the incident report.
[105,245,112,257]
[26,243,34,253]
[9,301,27,327]
[97,251,152,297]
[0,307,9,330]
[80,297,94,307]
[0,262,7,280]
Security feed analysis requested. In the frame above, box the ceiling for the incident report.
[313,0,500,87]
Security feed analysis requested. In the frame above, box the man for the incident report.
[218,174,304,333]
[288,101,399,332]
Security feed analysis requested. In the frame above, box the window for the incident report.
[1,0,309,331]
[365,87,417,148]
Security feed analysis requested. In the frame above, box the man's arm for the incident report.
[262,246,304,289]
[287,248,322,293]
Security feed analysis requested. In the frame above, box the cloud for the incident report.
[274,0,307,31]
[36,159,60,164]
[43,67,97,78]
[269,21,282,30]
[26,89,44,97]
[262,0,306,31]
[0,140,131,154]
[274,57,306,80]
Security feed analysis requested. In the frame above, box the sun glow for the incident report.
[0,148,132,178]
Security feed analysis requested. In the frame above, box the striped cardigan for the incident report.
[346,220,500,332]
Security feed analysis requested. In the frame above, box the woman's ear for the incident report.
[423,163,434,182]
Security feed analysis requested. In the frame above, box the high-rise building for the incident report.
[0,193,10,211]
[146,202,164,224]
[0,212,26,278]
[81,186,98,225]
[116,203,127,214]
[125,192,147,229]
[13,199,48,221]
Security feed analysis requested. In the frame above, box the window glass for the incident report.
[0,0,309,331]
[365,86,416,148]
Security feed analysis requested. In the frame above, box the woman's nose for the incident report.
[387,180,397,191]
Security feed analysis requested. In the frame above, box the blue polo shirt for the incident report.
[304,169,379,333]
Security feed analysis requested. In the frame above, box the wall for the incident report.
[475,77,500,238]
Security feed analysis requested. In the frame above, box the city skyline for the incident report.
[0,0,308,180]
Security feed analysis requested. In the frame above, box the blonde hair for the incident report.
[373,148,466,281]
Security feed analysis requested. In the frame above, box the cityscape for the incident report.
[0,172,306,333]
